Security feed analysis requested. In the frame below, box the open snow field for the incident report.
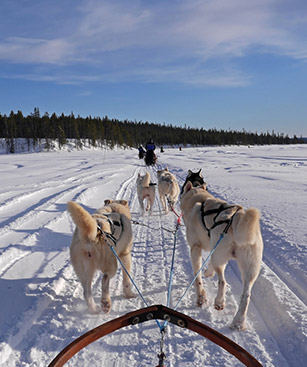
[0,144,306,366]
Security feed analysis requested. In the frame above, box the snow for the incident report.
[0,143,306,366]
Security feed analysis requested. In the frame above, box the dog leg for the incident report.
[230,282,252,331]
[205,261,215,278]
[191,245,207,306]
[230,248,261,331]
[138,197,144,213]
[213,265,227,311]
[119,252,136,298]
[164,195,169,213]
[168,198,175,213]
[101,273,112,313]
[151,193,155,214]
[146,197,151,212]
[74,258,100,313]
[159,193,166,212]
[82,283,99,313]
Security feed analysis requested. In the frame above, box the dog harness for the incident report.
[96,214,123,246]
[201,202,241,237]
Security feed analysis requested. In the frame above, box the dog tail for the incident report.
[67,201,97,242]
[233,208,261,246]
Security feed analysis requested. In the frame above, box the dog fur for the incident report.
[136,172,155,214]
[181,169,205,194]
[67,199,135,314]
[157,168,180,213]
[180,182,263,330]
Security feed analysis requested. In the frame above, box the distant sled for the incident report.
[144,150,157,166]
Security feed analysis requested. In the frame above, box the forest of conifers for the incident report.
[0,108,304,153]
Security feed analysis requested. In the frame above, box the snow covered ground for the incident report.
[0,144,306,366]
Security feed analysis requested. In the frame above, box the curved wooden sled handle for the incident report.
[48,304,262,367]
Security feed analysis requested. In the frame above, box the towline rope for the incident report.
[107,207,183,367]
[173,232,225,312]
[107,198,232,364]
[106,241,164,331]
[131,219,177,234]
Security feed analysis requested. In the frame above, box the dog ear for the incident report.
[104,199,112,205]
[187,170,193,177]
[119,200,128,207]
[198,169,203,177]
[165,167,169,171]
[184,181,193,193]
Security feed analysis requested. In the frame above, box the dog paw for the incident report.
[124,287,136,299]
[86,298,101,314]
[88,303,101,314]
[230,321,246,331]
[214,303,225,311]
[230,317,246,331]
[214,297,225,310]
[197,294,207,307]
[101,298,112,313]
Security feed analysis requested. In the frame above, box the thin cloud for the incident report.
[0,0,306,86]
[0,37,73,64]
[76,90,92,97]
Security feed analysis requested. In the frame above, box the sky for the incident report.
[0,0,307,137]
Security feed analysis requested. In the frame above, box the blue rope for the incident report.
[159,222,180,331]
[174,233,224,311]
[108,225,224,332]
[166,224,179,308]
[108,242,164,331]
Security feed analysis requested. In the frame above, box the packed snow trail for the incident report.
[0,145,306,366]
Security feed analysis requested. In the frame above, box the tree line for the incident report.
[0,108,304,153]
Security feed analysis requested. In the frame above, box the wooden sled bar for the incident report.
[48,304,262,367]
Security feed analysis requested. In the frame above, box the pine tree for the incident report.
[57,123,67,149]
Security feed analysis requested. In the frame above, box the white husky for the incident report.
[136,172,155,214]
[67,199,135,314]
[157,168,180,213]
[180,182,263,330]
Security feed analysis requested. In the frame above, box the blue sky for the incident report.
[1,0,306,137]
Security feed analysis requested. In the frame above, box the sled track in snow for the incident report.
[0,162,132,366]
[1,152,306,367]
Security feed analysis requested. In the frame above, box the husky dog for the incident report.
[181,169,205,194]
[67,199,135,314]
[180,182,263,330]
[157,168,180,213]
[136,172,155,214]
